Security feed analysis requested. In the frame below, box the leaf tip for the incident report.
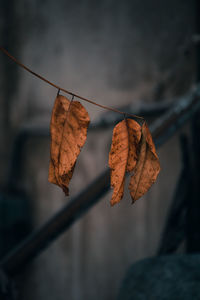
[61,185,69,196]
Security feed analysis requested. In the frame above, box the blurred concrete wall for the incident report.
[0,0,196,299]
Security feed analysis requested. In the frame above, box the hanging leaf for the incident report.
[48,94,90,195]
[109,119,141,206]
[129,122,160,203]
[49,159,58,185]
[49,95,70,189]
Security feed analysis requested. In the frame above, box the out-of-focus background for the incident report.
[0,0,199,299]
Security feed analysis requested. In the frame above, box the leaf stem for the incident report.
[0,47,144,120]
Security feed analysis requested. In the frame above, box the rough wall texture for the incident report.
[0,0,196,299]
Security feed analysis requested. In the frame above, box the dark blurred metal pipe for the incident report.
[1,85,200,276]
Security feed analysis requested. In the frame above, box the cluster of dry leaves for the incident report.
[49,94,160,206]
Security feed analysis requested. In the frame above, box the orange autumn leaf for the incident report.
[49,95,70,190]
[48,94,90,195]
[108,119,141,206]
[129,122,160,202]
[49,159,58,185]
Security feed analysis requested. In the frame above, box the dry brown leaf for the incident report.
[48,95,70,189]
[49,159,58,185]
[109,119,141,206]
[129,122,160,203]
[48,94,90,195]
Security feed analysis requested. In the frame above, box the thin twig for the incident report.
[0,47,144,121]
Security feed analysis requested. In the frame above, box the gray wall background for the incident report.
[0,0,196,299]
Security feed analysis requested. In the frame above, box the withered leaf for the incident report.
[109,119,141,206]
[129,122,160,203]
[49,95,70,188]
[48,94,90,195]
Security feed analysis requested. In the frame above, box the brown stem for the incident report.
[0,47,144,121]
